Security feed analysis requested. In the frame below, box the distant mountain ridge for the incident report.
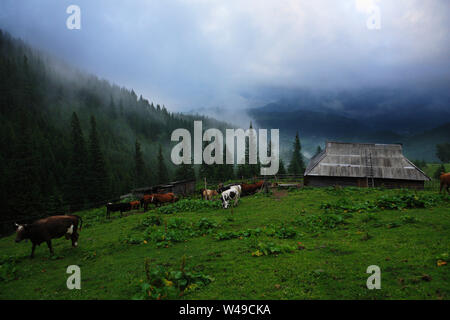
[247,88,450,161]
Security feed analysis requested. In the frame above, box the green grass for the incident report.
[1,187,449,300]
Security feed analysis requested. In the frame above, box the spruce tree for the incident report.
[157,144,169,184]
[135,140,146,187]
[219,143,235,182]
[199,139,214,182]
[238,122,259,179]
[434,163,446,180]
[109,95,117,119]
[11,117,42,216]
[88,116,108,203]
[66,112,88,212]
[288,132,305,176]
[174,156,196,181]
[248,122,260,178]
[278,159,286,175]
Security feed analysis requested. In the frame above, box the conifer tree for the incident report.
[88,116,108,203]
[66,112,88,212]
[278,159,286,175]
[135,140,146,187]
[11,117,42,216]
[247,122,260,178]
[109,95,117,119]
[288,132,305,176]
[221,143,235,182]
[157,144,169,184]
[174,156,196,181]
[434,163,446,180]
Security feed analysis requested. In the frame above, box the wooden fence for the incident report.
[424,180,442,192]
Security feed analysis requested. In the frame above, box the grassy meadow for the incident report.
[0,186,449,300]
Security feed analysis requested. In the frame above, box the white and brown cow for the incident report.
[221,185,242,209]
[15,215,82,258]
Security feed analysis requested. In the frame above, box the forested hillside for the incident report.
[0,30,228,230]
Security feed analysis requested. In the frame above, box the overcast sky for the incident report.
[0,0,449,112]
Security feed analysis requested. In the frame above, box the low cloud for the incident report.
[0,0,448,111]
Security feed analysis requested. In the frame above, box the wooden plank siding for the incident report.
[304,141,430,190]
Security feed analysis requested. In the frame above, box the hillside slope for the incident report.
[0,30,229,230]
[0,188,449,299]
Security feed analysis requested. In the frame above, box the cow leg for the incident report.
[46,240,54,256]
[440,182,444,193]
[234,194,240,206]
[71,232,79,247]
[30,243,36,259]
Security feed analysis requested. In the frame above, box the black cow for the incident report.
[217,183,238,194]
[106,202,131,219]
[15,215,82,258]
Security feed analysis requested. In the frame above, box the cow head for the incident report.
[14,223,29,242]
[221,191,235,209]
[221,194,228,208]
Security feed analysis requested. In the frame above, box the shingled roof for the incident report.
[304,142,431,181]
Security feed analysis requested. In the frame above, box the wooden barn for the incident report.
[304,142,430,189]
[132,179,196,198]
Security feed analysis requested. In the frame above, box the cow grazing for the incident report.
[241,181,265,196]
[440,172,450,194]
[221,185,242,209]
[106,202,131,219]
[15,215,82,258]
[140,194,153,210]
[150,192,177,207]
[201,189,218,201]
[140,193,177,211]
[130,200,140,210]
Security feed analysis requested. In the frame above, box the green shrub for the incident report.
[215,228,262,240]
[0,257,17,282]
[274,224,297,239]
[251,241,297,257]
[196,218,218,232]
[134,215,163,231]
[294,214,346,231]
[134,257,213,300]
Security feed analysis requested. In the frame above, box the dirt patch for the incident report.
[272,190,288,201]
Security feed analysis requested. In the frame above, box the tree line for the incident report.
[0,30,227,231]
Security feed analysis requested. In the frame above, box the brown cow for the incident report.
[141,194,154,212]
[130,200,140,210]
[151,192,177,207]
[440,172,450,194]
[201,189,218,201]
[241,181,265,196]
[15,215,82,258]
